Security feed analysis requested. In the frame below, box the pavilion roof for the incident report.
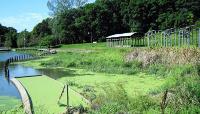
[106,32,137,39]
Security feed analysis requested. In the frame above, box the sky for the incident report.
[0,0,95,32]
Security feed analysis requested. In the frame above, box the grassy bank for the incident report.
[19,43,200,113]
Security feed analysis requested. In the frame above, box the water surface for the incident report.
[0,51,68,111]
[0,51,40,111]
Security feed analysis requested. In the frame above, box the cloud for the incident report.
[0,13,49,32]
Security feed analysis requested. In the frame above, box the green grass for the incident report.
[17,76,88,114]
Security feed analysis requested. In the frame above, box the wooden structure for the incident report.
[106,32,144,47]
[0,47,11,51]
[146,25,200,47]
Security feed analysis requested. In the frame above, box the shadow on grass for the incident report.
[39,68,94,79]
[58,102,67,107]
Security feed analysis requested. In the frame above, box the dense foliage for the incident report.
[0,24,17,48]
[0,0,200,47]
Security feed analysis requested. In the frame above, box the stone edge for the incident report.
[11,78,33,114]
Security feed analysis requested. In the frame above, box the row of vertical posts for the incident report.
[3,54,34,81]
[146,26,200,48]
[147,30,160,47]
[5,55,36,65]
[3,54,39,82]
[107,37,145,47]
[3,50,50,83]
[107,37,131,47]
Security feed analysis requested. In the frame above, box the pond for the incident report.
[0,51,40,111]
[0,51,70,111]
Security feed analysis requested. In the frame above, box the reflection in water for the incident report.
[0,51,41,111]
[8,64,40,78]
[39,68,76,79]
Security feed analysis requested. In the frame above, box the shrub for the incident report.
[90,83,158,114]
[148,64,168,76]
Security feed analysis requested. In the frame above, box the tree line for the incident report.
[0,0,200,48]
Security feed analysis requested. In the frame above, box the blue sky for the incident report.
[0,0,95,32]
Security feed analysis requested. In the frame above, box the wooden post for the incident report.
[111,39,113,47]
[154,31,156,47]
[160,32,162,47]
[66,84,69,111]
[135,38,137,46]
[108,39,110,47]
[109,39,111,47]
[106,39,108,47]
[117,39,119,46]
[174,29,176,46]
[188,31,190,47]
[147,33,150,47]
[131,37,133,47]
[183,31,185,45]
[191,27,193,45]
[113,39,115,47]
[170,33,172,47]
[163,33,166,47]
[122,38,124,47]
[178,31,180,47]
[127,38,129,47]
[143,37,145,46]
[198,28,200,48]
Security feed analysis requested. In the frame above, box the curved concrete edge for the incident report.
[11,78,33,114]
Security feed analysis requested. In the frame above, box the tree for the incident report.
[31,18,52,46]
[39,35,55,47]
[42,0,200,45]
[51,8,83,44]
[17,29,31,48]
[0,24,10,46]
[47,0,88,15]
[4,27,17,48]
